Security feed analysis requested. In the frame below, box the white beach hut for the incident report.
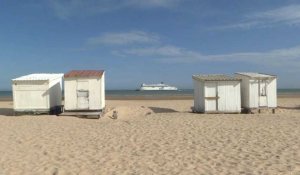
[12,73,64,115]
[193,74,241,113]
[64,70,105,113]
[235,72,277,111]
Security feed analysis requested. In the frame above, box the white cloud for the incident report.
[126,0,182,8]
[116,44,300,68]
[87,31,160,45]
[47,0,182,19]
[118,45,206,62]
[215,4,300,30]
[86,30,300,71]
[252,5,300,25]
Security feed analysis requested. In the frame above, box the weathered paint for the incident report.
[12,74,63,112]
[217,81,241,112]
[205,82,217,112]
[267,78,277,108]
[64,72,105,111]
[193,79,241,113]
[235,73,277,109]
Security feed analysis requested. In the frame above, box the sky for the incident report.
[1,0,300,90]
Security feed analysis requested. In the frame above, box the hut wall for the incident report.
[249,79,259,108]
[236,75,250,108]
[193,80,241,113]
[235,73,277,109]
[49,77,63,108]
[216,81,241,112]
[100,72,105,109]
[88,78,101,110]
[267,78,277,108]
[193,80,205,112]
[64,75,105,111]
[13,80,49,111]
[204,81,218,112]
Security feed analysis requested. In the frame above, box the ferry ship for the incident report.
[139,82,178,91]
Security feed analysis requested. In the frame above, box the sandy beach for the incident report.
[0,98,299,175]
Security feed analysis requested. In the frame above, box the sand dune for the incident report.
[0,99,299,174]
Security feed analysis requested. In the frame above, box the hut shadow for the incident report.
[0,108,15,116]
[149,107,178,114]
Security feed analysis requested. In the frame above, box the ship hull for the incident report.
[139,87,178,91]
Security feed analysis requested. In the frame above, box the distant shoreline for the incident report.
[1,93,300,101]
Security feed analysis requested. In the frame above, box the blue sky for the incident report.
[1,0,300,90]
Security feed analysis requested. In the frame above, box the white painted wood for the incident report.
[77,80,89,109]
[236,75,250,108]
[259,80,267,107]
[267,78,277,108]
[64,73,105,111]
[12,74,63,112]
[205,82,217,112]
[249,80,259,108]
[193,77,241,113]
[218,81,241,112]
[100,73,106,109]
[49,77,63,109]
[235,72,277,109]
[89,78,101,110]
[64,78,77,110]
[77,90,89,109]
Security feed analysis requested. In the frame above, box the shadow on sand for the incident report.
[0,108,15,116]
[149,107,178,114]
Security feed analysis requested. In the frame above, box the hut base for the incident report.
[191,108,241,114]
[14,106,63,116]
[242,108,276,114]
[60,109,104,119]
[204,111,241,114]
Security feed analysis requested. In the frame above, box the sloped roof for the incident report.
[235,72,276,79]
[13,74,64,81]
[193,74,241,81]
[64,70,104,78]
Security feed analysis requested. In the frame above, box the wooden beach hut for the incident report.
[12,73,64,115]
[192,74,241,113]
[235,72,277,113]
[63,70,105,118]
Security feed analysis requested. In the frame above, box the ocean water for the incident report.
[0,90,194,98]
[1,89,300,98]
[106,89,193,97]
[0,91,11,97]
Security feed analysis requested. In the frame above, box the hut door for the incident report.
[259,80,267,107]
[205,82,218,112]
[77,80,89,109]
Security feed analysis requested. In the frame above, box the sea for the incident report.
[1,89,300,99]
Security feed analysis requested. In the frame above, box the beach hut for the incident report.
[64,70,105,114]
[192,74,241,113]
[12,73,64,115]
[235,72,277,112]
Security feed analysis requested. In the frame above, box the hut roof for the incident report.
[64,70,104,78]
[235,72,276,79]
[193,74,240,81]
[13,74,64,81]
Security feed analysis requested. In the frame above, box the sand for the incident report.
[0,98,299,175]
